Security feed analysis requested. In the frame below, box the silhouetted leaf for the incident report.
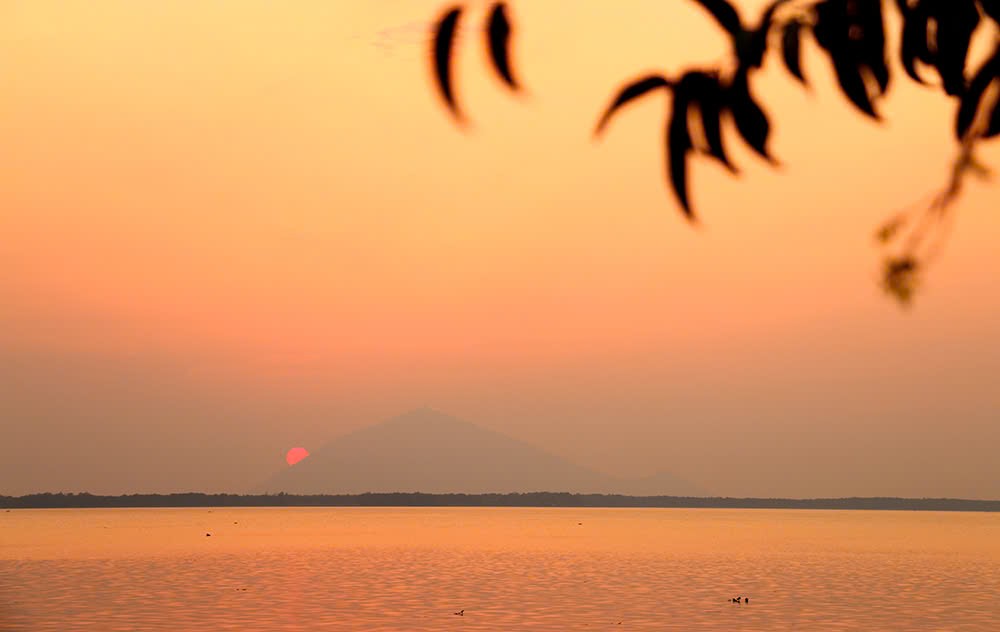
[688,0,742,37]
[745,0,791,68]
[486,3,519,90]
[432,6,464,120]
[679,72,738,173]
[897,0,932,84]
[832,54,879,118]
[781,20,807,84]
[931,1,979,96]
[956,44,1000,140]
[896,0,978,95]
[882,256,920,306]
[594,75,672,136]
[728,70,776,163]
[667,96,695,218]
[698,97,738,174]
[813,0,889,119]
[700,107,736,173]
[859,1,890,94]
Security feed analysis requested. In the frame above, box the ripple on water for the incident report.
[1,508,999,631]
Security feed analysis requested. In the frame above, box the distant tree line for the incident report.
[3,492,998,512]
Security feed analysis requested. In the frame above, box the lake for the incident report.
[2,508,999,630]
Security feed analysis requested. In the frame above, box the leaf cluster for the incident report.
[430,1,1000,303]
[589,0,999,217]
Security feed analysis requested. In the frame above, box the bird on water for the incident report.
[454,609,464,616]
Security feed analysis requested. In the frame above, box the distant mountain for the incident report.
[259,408,703,496]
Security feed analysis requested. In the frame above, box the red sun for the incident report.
[285,447,309,466]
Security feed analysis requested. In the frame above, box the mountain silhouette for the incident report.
[259,408,703,495]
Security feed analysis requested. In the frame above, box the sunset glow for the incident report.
[4,2,1000,630]
[1,0,998,499]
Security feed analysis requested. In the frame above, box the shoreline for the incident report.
[3,492,999,512]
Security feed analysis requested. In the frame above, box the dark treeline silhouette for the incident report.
[430,0,1000,303]
[3,492,998,512]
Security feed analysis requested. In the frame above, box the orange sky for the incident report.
[2,1,998,497]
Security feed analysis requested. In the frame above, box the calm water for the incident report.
[2,508,999,630]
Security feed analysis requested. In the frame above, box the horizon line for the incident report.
[3,492,999,512]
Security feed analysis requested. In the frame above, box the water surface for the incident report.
[2,508,999,630]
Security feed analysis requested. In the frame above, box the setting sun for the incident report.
[285,447,310,466]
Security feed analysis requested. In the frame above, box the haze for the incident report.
[2,1,998,498]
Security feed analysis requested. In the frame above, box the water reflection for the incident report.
[2,508,998,630]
